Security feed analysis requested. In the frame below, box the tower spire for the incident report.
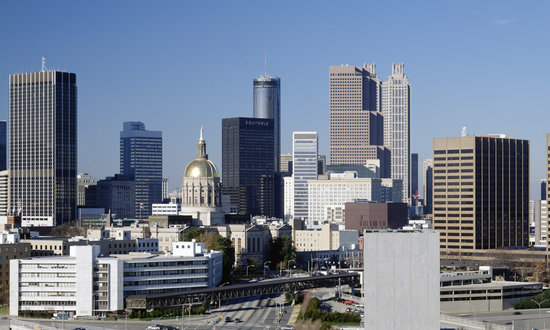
[196,127,207,159]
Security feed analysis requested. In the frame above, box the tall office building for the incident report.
[9,70,77,227]
[329,64,386,166]
[382,64,411,203]
[120,121,162,218]
[423,159,433,214]
[222,117,275,216]
[253,76,280,172]
[541,179,547,201]
[410,153,418,199]
[433,135,529,251]
[0,121,6,171]
[96,174,135,219]
[0,170,8,215]
[292,132,318,226]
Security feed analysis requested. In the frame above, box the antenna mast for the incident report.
[41,57,48,72]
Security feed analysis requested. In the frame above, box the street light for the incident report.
[264,261,271,277]
[219,282,230,307]
[247,265,254,277]
[530,298,550,321]
[287,259,295,277]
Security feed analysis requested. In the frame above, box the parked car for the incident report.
[225,316,232,322]
[234,318,242,323]
[147,325,163,330]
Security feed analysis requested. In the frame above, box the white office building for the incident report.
[382,64,411,203]
[365,230,440,330]
[530,200,548,247]
[292,132,318,226]
[152,203,181,216]
[10,241,222,317]
[307,173,403,226]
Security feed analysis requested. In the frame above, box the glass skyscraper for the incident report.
[120,121,162,218]
[222,117,275,216]
[292,131,318,226]
[253,76,280,172]
[9,71,77,226]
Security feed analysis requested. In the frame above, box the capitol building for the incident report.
[180,129,225,226]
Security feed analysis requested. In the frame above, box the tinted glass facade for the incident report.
[120,122,162,217]
[253,77,280,172]
[0,121,6,171]
[9,71,77,226]
[222,117,275,216]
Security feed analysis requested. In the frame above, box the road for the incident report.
[5,293,294,330]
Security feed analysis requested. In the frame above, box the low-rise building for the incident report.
[10,241,222,317]
[344,201,408,232]
[294,223,359,252]
[0,232,31,304]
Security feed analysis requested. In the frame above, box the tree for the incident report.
[247,257,260,273]
[269,236,296,268]
[533,262,550,283]
[182,227,203,241]
[194,231,235,283]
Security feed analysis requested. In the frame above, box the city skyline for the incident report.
[0,1,549,198]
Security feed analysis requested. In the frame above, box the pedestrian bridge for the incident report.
[126,272,360,310]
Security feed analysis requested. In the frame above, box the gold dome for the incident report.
[184,159,219,178]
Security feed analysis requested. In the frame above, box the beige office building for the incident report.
[433,135,529,252]
[329,65,387,168]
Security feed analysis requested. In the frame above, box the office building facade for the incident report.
[423,159,434,214]
[0,170,8,215]
[382,64,411,203]
[0,121,6,171]
[9,71,77,226]
[411,153,418,199]
[433,135,529,251]
[253,76,281,172]
[222,117,275,216]
[96,174,135,219]
[292,132,318,225]
[120,121,162,217]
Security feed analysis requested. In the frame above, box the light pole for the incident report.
[264,261,271,277]
[530,298,550,320]
[125,310,128,330]
[219,282,230,307]
[247,265,254,277]
[287,259,295,277]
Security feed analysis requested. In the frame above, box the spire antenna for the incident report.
[41,57,47,72]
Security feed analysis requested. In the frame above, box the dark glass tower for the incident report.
[253,76,280,172]
[0,121,6,171]
[410,153,418,200]
[120,121,162,217]
[222,117,275,216]
[9,71,77,226]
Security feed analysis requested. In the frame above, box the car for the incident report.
[72,328,86,330]
[225,316,232,322]
[281,326,295,330]
[234,318,242,323]
[147,325,163,330]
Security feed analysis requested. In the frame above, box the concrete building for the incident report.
[306,173,403,226]
[181,129,224,226]
[10,242,222,317]
[382,64,411,203]
[10,70,77,227]
[292,132,318,225]
[344,201,408,232]
[423,158,433,214]
[364,230,440,330]
[0,232,31,304]
[152,202,181,216]
[253,75,281,173]
[120,121,163,217]
[280,153,293,174]
[162,177,169,201]
[433,135,530,251]
[0,170,8,215]
[77,173,98,207]
[283,176,294,221]
[530,200,548,247]
[293,223,359,252]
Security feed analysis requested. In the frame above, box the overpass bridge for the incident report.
[126,272,360,310]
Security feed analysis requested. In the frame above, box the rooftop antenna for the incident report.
[461,126,467,137]
[264,48,267,76]
[41,57,47,72]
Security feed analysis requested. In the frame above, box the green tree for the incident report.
[182,227,203,241]
[269,236,296,268]
[247,257,260,273]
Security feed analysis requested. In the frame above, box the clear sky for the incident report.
[0,1,548,197]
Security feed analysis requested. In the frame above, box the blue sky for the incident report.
[0,1,548,196]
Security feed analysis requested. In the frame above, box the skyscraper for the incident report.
[329,64,384,166]
[292,131,318,226]
[423,159,433,215]
[9,70,77,227]
[253,76,280,172]
[433,135,529,251]
[541,179,546,201]
[222,117,275,216]
[382,64,411,203]
[0,121,6,171]
[120,121,162,218]
[411,153,418,199]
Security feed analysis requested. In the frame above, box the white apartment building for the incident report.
[10,241,222,317]
[307,173,403,226]
[152,203,181,216]
[283,176,294,221]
